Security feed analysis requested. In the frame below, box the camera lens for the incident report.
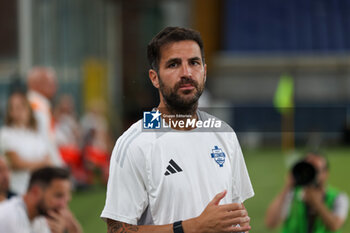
[292,161,317,186]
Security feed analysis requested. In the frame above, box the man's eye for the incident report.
[190,60,200,66]
[168,63,178,68]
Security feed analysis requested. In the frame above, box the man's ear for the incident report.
[29,184,44,200]
[149,69,159,88]
[204,64,207,83]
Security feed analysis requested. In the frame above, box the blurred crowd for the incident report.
[0,66,112,196]
[0,66,114,232]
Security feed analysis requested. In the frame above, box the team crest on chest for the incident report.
[210,146,226,167]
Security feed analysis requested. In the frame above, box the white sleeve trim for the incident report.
[240,191,255,203]
[333,192,349,220]
[100,210,138,225]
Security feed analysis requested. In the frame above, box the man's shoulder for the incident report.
[116,119,157,150]
[336,192,349,202]
[0,197,31,233]
[27,91,50,111]
[110,119,158,167]
[0,196,22,214]
[330,187,349,201]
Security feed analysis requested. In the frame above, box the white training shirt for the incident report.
[0,126,49,194]
[101,111,254,225]
[0,196,51,233]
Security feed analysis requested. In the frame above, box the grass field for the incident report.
[70,147,350,233]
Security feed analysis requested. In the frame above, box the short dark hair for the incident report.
[147,27,205,71]
[28,167,70,190]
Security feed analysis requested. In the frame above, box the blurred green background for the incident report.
[70,147,350,233]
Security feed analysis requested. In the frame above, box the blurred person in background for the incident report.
[0,91,52,195]
[0,167,82,233]
[54,94,81,153]
[80,99,110,183]
[27,67,64,166]
[54,94,89,185]
[265,152,349,233]
[0,157,15,201]
[80,99,110,154]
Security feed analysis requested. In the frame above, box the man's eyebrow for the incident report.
[189,56,201,61]
[165,58,181,66]
[164,57,202,66]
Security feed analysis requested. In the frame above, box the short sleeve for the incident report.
[281,191,294,220]
[333,193,349,220]
[101,137,149,225]
[231,133,254,203]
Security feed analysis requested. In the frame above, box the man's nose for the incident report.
[60,200,68,208]
[58,197,70,209]
[181,63,192,78]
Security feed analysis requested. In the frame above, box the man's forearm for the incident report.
[107,214,249,233]
[107,218,203,233]
[107,219,173,233]
[313,202,344,231]
[265,185,290,228]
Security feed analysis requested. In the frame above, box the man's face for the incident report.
[37,179,71,216]
[41,72,57,99]
[155,40,206,113]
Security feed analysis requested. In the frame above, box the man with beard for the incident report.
[101,27,254,233]
[0,167,82,233]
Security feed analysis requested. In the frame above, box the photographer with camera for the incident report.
[265,152,348,233]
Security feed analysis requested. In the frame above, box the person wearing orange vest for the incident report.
[265,152,348,233]
[27,67,64,166]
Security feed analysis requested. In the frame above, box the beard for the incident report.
[158,75,204,115]
[36,199,49,216]
[36,199,58,217]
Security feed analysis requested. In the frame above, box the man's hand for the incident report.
[303,186,345,231]
[183,190,251,233]
[303,186,323,207]
[46,208,83,233]
[61,208,83,233]
[264,173,295,229]
[46,210,66,233]
[239,203,250,233]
